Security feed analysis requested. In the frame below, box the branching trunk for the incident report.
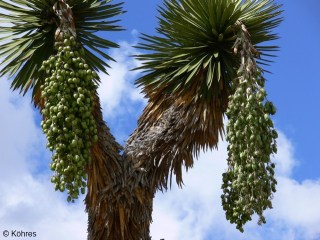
[85,92,227,239]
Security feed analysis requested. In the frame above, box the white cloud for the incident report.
[273,131,298,177]
[271,177,320,239]
[97,41,146,118]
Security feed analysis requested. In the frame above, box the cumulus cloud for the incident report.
[273,131,298,177]
[97,40,146,118]
[270,177,320,239]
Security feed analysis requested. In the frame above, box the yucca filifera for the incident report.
[40,34,98,201]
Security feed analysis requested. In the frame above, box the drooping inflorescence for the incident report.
[221,23,278,232]
[40,35,98,202]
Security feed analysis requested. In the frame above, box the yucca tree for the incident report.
[0,0,282,239]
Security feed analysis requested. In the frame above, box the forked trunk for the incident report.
[85,90,227,239]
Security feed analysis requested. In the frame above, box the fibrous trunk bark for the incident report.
[86,92,153,240]
[86,92,227,239]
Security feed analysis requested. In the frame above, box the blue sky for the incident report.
[268,0,320,181]
[1,1,320,240]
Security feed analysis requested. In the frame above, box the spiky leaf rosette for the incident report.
[0,0,123,100]
[134,0,282,153]
[135,0,282,105]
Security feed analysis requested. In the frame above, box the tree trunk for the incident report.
[86,92,153,240]
[85,91,227,239]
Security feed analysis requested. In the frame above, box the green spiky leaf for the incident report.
[134,0,282,102]
[0,0,124,98]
